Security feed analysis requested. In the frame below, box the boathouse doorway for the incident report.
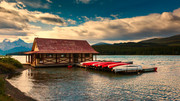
[73,54,79,63]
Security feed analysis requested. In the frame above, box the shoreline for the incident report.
[4,64,36,101]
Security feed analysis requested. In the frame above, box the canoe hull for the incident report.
[142,67,157,72]
[113,65,142,73]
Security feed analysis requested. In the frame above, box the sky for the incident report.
[0,0,180,44]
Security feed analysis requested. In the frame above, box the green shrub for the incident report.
[0,57,23,68]
[0,62,16,74]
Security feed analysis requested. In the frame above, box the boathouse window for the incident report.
[85,54,90,57]
[46,54,53,58]
[61,54,66,58]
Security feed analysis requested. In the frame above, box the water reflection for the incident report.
[8,56,180,101]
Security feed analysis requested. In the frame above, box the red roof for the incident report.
[25,38,98,54]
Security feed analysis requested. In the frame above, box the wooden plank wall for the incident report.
[35,53,93,65]
[85,54,93,61]
[43,54,56,64]
[58,54,69,64]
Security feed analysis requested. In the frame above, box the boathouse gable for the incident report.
[33,42,39,51]
[25,38,98,67]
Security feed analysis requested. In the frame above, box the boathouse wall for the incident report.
[27,53,93,66]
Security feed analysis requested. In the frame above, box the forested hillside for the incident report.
[92,35,180,55]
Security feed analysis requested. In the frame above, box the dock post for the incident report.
[95,55,97,61]
[26,55,27,63]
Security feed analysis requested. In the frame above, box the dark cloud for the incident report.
[0,32,27,36]
[0,21,24,30]
[2,0,50,9]
[40,17,64,25]
[19,0,49,9]
[0,6,28,30]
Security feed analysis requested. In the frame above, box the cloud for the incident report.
[110,14,119,19]
[0,30,27,36]
[95,16,109,21]
[40,17,63,24]
[18,0,50,9]
[81,16,90,21]
[67,19,76,25]
[0,1,68,42]
[46,0,52,3]
[76,0,91,4]
[0,3,29,30]
[37,15,66,26]
[33,8,180,43]
[1,0,50,9]
[0,1,66,29]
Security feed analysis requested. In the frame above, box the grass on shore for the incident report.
[0,56,23,69]
[0,56,23,101]
[0,62,16,74]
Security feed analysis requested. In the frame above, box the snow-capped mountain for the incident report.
[0,39,32,55]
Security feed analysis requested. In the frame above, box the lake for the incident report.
[8,55,180,100]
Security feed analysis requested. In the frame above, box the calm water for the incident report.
[8,55,180,101]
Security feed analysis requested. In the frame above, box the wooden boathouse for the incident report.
[25,38,98,67]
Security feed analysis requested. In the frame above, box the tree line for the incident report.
[92,43,180,55]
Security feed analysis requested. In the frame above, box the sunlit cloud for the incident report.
[46,0,52,3]
[81,16,90,21]
[33,8,180,43]
[110,14,119,19]
[67,19,77,25]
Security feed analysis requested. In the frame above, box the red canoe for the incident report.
[83,61,100,66]
[108,62,129,69]
[92,62,106,67]
[101,62,121,68]
[95,62,117,67]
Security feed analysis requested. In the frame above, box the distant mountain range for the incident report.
[0,39,32,55]
[92,42,112,46]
